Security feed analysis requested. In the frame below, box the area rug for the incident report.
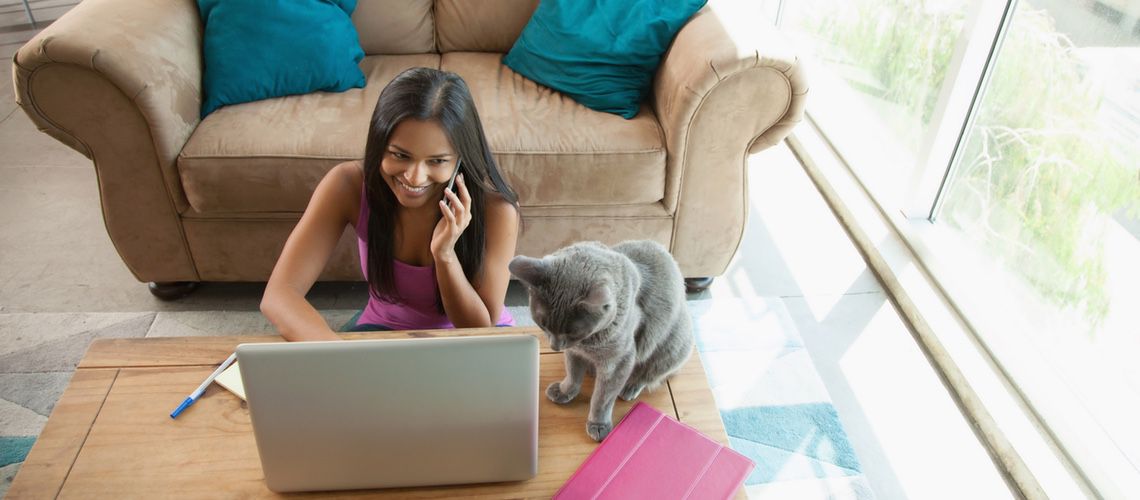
[1,299,872,498]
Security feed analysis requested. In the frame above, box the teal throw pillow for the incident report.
[197,0,366,118]
[503,0,707,119]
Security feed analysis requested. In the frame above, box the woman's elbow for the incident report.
[259,291,276,321]
[453,314,495,329]
[259,290,288,337]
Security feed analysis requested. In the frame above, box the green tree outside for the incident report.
[805,0,1140,329]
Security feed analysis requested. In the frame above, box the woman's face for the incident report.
[381,119,459,210]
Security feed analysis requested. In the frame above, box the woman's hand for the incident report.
[431,173,472,263]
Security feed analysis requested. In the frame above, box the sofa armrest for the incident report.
[653,3,807,277]
[13,0,203,281]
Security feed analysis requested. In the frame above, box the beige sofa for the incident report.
[12,0,806,297]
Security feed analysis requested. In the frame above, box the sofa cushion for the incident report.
[502,0,707,119]
[435,0,538,53]
[442,52,665,207]
[179,55,440,214]
[353,0,436,54]
[197,0,366,117]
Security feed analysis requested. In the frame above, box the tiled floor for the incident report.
[1,8,1013,499]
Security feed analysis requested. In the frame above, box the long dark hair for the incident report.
[362,67,519,304]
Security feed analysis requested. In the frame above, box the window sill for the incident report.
[785,119,1094,499]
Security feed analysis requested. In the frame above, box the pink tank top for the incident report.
[354,187,513,329]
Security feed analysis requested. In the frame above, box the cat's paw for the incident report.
[587,420,613,442]
[546,382,578,404]
[619,383,644,401]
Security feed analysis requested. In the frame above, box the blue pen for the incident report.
[170,352,238,419]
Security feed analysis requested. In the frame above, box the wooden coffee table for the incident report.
[7,326,742,498]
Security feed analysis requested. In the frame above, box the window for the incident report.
[769,0,1140,495]
[774,0,984,212]
[934,1,1140,495]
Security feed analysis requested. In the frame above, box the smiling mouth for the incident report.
[395,178,432,195]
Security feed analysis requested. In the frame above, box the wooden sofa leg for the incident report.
[148,282,200,301]
[684,277,714,294]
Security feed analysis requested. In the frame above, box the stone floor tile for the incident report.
[1,58,15,123]
[0,105,86,168]
[0,42,20,60]
[0,166,159,313]
[0,10,36,41]
[0,0,67,45]
[1,105,14,128]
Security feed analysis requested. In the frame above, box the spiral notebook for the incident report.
[554,402,753,499]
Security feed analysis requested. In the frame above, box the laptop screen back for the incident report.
[237,334,539,492]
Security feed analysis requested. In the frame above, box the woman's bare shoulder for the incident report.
[331,160,364,187]
[484,195,519,242]
[314,161,365,225]
[485,194,519,222]
[325,161,365,199]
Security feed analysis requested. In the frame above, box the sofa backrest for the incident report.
[352,0,539,55]
[435,0,538,52]
[352,0,436,54]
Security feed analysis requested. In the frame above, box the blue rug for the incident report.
[688,298,874,498]
[0,437,35,469]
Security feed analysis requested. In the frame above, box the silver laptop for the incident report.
[236,334,539,493]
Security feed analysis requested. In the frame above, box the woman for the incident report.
[261,68,520,341]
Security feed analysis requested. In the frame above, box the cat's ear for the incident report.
[579,282,613,314]
[509,256,547,286]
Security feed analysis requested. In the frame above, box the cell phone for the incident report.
[443,159,462,208]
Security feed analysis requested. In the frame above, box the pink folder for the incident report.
[554,402,754,499]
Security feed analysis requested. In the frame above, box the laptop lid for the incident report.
[237,334,539,493]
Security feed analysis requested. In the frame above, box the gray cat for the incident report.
[508,240,694,441]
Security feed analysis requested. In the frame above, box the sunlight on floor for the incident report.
[748,148,877,306]
[801,294,848,323]
[726,267,764,302]
[838,302,1011,499]
[700,145,1015,499]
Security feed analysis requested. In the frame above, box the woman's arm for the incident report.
[261,162,361,341]
[434,182,520,327]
